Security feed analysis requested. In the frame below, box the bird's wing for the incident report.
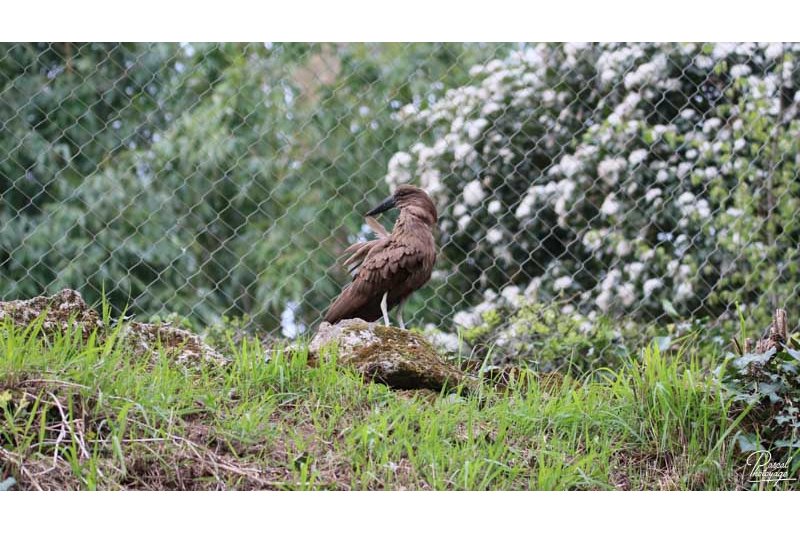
[341,238,387,279]
[358,239,423,286]
[324,237,426,323]
[339,217,391,279]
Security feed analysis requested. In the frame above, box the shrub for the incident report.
[386,43,800,328]
[719,310,800,468]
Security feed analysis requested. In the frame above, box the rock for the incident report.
[122,321,228,365]
[0,289,227,365]
[309,319,471,392]
[0,288,102,339]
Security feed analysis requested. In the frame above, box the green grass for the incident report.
[0,314,748,490]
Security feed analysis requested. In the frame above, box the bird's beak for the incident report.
[365,195,396,216]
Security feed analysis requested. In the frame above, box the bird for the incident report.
[324,184,438,328]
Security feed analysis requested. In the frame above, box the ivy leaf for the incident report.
[733,348,775,370]
[758,381,782,404]
[786,347,800,363]
[736,433,759,452]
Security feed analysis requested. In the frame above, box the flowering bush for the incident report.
[387,43,800,328]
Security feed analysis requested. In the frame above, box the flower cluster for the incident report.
[387,43,800,326]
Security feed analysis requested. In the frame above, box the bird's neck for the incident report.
[393,210,432,237]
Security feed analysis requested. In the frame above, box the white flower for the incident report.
[696,199,711,218]
[601,269,621,291]
[677,192,695,205]
[389,151,411,170]
[595,291,612,312]
[600,194,620,216]
[524,277,541,300]
[598,157,626,184]
[482,101,501,115]
[559,155,581,178]
[453,203,467,217]
[462,180,486,206]
[643,278,663,297]
[487,200,502,214]
[628,149,648,166]
[486,228,503,244]
[624,60,662,88]
[457,215,471,231]
[582,230,604,251]
[677,162,693,177]
[675,281,693,301]
[466,118,489,140]
[702,118,722,133]
[712,43,736,59]
[515,194,535,219]
[618,283,636,306]
[601,69,616,83]
[420,168,442,194]
[541,89,556,105]
[386,151,412,184]
[733,138,746,152]
[554,276,573,291]
[501,285,521,305]
[453,311,480,328]
[645,188,662,202]
[730,64,751,79]
[615,240,632,257]
[625,261,645,280]
[765,42,784,60]
[694,55,714,69]
[454,143,475,162]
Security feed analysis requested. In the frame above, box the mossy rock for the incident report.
[0,289,227,366]
[310,319,472,392]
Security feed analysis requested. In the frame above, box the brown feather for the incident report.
[365,216,389,238]
[323,186,437,324]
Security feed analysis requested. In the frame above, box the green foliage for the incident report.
[718,328,800,471]
[449,293,736,375]
[0,43,508,331]
[0,310,745,489]
[461,300,627,372]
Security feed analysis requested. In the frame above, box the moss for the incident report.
[319,320,470,392]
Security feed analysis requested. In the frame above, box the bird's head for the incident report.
[365,185,438,226]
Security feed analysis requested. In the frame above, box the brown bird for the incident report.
[324,185,438,328]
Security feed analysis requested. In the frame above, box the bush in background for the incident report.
[387,43,800,331]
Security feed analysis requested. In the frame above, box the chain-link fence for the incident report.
[2,43,799,339]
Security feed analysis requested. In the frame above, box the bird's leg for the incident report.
[396,300,406,330]
[380,292,390,327]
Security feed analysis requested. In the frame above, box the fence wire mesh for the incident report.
[2,42,799,341]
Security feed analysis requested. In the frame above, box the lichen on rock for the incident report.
[309,319,472,392]
[0,288,102,339]
[0,289,227,365]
